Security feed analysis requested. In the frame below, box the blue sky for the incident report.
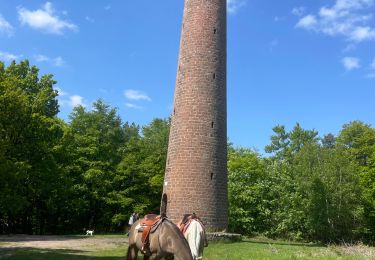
[1,0,375,152]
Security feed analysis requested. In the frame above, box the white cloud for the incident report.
[34,54,49,62]
[274,16,286,22]
[368,58,375,78]
[292,7,306,17]
[296,15,317,29]
[227,0,247,15]
[342,56,360,70]
[0,14,14,37]
[371,59,375,69]
[68,95,85,107]
[53,56,64,67]
[54,87,67,96]
[18,2,78,34]
[350,26,375,42]
[342,43,357,52]
[60,95,85,108]
[55,88,85,108]
[85,16,94,23]
[125,103,143,109]
[269,39,279,51]
[124,89,151,101]
[0,51,22,62]
[295,0,375,43]
[34,54,65,67]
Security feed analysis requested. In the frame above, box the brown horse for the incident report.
[126,217,193,260]
[126,194,193,260]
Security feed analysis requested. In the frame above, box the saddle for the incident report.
[179,213,201,234]
[137,214,165,254]
[179,213,208,247]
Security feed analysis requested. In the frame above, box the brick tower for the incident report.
[163,0,227,230]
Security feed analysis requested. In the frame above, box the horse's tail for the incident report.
[160,193,168,217]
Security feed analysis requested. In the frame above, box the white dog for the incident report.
[86,230,94,236]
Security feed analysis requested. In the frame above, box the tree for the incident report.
[265,123,318,160]
[116,118,170,217]
[294,144,362,242]
[228,146,266,234]
[0,60,63,234]
[65,100,126,231]
[337,121,375,166]
[337,121,375,241]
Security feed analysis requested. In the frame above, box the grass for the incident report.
[0,235,374,259]
[204,239,371,260]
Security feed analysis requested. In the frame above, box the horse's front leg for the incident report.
[126,245,139,260]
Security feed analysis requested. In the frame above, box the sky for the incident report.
[0,0,375,153]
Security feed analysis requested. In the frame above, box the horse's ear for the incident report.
[160,193,168,217]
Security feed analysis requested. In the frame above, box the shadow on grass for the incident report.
[0,247,126,259]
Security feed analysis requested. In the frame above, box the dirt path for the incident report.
[0,235,128,252]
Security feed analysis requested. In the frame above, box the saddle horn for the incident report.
[160,193,168,217]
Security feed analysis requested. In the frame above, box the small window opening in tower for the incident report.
[210,172,214,180]
[213,73,216,79]
[214,28,217,34]
[211,122,214,128]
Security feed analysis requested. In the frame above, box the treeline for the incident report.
[1,61,375,243]
[0,61,169,234]
[228,123,375,243]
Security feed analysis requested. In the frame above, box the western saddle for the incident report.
[137,214,165,254]
[179,213,208,247]
[179,213,201,234]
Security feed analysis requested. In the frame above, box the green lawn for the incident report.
[0,235,373,259]
[205,240,371,260]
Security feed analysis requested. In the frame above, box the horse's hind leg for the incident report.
[126,245,138,260]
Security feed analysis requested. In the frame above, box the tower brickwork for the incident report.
[163,0,227,230]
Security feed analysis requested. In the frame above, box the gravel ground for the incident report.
[0,235,128,252]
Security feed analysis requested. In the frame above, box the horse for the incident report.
[178,214,208,260]
[126,194,193,260]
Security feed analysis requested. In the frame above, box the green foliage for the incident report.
[336,121,375,241]
[0,61,170,234]
[230,123,369,243]
[228,147,265,234]
[2,61,375,243]
[0,60,63,234]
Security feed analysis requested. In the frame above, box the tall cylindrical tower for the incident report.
[163,0,227,230]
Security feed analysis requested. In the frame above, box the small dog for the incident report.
[86,230,94,236]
